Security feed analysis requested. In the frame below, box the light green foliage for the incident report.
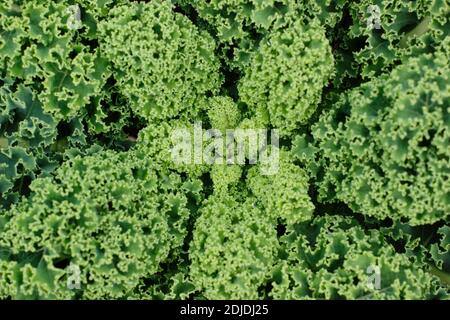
[0,80,57,203]
[211,164,242,195]
[189,0,347,39]
[239,19,334,135]
[136,119,210,177]
[189,194,279,299]
[76,0,128,20]
[207,96,241,132]
[294,49,450,225]
[207,97,243,194]
[271,215,445,299]
[188,0,299,43]
[347,0,449,78]
[0,78,90,209]
[99,1,222,122]
[0,0,136,136]
[0,150,191,299]
[247,150,314,225]
[132,269,197,300]
[0,1,110,120]
[186,0,346,69]
[0,0,448,301]
[431,226,450,276]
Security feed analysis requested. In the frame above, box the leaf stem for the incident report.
[399,16,431,48]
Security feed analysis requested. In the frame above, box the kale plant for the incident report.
[0,0,448,300]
